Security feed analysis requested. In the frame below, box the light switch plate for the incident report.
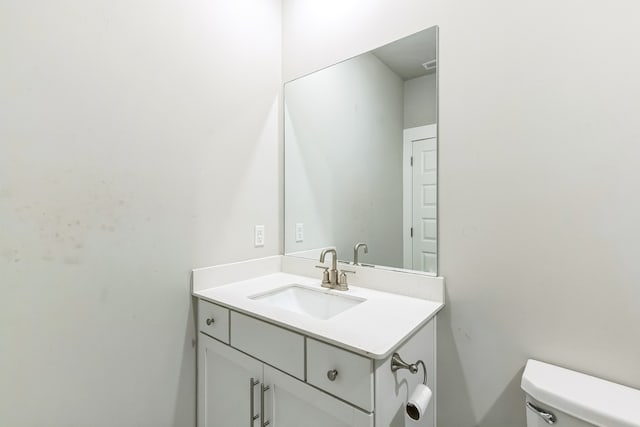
[254,225,265,247]
[295,223,304,242]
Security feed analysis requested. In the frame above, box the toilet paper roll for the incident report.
[407,383,433,421]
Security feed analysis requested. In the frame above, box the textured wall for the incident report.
[0,1,281,426]
[283,0,640,426]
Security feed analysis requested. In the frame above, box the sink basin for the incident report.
[249,285,365,320]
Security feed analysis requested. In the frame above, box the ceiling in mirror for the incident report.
[284,26,438,274]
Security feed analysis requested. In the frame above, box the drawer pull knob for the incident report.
[205,318,215,326]
[327,369,338,381]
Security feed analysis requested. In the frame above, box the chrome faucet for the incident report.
[353,242,368,265]
[319,248,338,287]
[317,248,354,291]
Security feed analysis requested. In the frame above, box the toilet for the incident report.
[521,359,640,427]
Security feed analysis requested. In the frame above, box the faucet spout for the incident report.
[319,248,338,288]
[320,248,337,271]
[353,242,368,265]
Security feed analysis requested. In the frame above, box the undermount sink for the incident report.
[249,284,365,320]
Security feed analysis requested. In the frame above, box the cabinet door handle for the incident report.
[205,318,215,326]
[327,369,338,381]
[260,384,271,427]
[250,378,260,426]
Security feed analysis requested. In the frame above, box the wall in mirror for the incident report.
[284,26,438,274]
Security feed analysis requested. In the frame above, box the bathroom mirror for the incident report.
[284,26,438,274]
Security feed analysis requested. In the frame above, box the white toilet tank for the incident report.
[521,359,640,427]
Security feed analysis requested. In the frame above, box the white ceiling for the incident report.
[372,26,437,81]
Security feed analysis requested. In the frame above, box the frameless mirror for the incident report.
[284,26,438,274]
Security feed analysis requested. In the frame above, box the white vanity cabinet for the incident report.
[197,298,437,427]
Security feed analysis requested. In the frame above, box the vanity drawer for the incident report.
[198,299,229,344]
[230,312,305,380]
[306,338,373,412]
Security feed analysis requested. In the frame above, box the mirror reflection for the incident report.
[284,26,438,274]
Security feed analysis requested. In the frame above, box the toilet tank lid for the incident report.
[521,360,640,427]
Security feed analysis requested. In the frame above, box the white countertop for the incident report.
[194,271,443,359]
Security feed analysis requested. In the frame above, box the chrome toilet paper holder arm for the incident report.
[390,352,428,385]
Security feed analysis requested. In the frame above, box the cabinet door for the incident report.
[263,365,373,427]
[198,333,263,427]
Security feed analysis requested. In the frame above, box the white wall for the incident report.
[284,53,404,266]
[0,1,281,426]
[404,73,437,128]
[283,1,640,426]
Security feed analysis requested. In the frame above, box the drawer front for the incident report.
[198,299,229,344]
[307,338,373,412]
[230,312,304,380]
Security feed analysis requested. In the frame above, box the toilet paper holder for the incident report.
[392,353,432,421]
[390,352,427,385]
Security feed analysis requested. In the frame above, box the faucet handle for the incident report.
[315,265,331,286]
[337,269,355,290]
